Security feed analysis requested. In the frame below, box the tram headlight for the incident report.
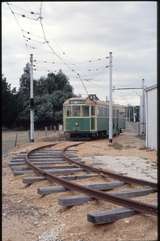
[75,122,79,127]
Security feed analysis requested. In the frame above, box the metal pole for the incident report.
[145,90,148,147]
[30,53,34,142]
[134,107,137,123]
[142,78,145,135]
[109,51,113,143]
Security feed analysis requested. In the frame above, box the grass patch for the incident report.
[124,145,133,149]
[139,146,147,150]
[142,157,148,160]
[136,135,145,140]
[112,142,123,150]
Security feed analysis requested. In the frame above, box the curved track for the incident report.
[21,142,157,216]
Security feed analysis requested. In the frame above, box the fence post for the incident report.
[45,126,48,136]
[14,133,18,147]
[138,122,140,136]
[28,130,30,142]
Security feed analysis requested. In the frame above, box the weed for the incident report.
[124,145,132,149]
[139,146,147,150]
[112,142,123,150]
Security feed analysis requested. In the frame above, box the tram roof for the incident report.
[63,95,108,105]
[63,95,126,109]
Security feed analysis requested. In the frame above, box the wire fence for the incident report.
[125,121,141,136]
[2,128,63,156]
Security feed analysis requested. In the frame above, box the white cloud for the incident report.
[2,1,157,105]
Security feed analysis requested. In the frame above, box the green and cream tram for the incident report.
[63,94,126,138]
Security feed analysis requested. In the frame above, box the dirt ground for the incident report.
[2,131,157,241]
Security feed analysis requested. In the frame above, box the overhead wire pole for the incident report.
[141,78,145,135]
[30,53,34,142]
[109,51,113,143]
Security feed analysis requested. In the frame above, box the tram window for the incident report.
[105,107,108,117]
[104,107,106,116]
[65,106,71,117]
[101,107,104,116]
[72,106,80,116]
[103,107,105,116]
[99,107,103,116]
[97,107,99,116]
[91,118,95,130]
[82,106,89,116]
[91,106,95,116]
[113,109,115,118]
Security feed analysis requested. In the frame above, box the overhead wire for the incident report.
[6,1,109,96]
[6,2,40,15]
[70,56,109,65]
[39,1,89,95]
[6,2,30,55]
[10,4,108,78]
[11,11,40,21]
[81,65,109,82]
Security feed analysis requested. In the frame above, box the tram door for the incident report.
[91,106,95,131]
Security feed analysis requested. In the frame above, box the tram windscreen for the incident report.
[82,106,89,116]
[64,106,71,116]
[72,106,80,116]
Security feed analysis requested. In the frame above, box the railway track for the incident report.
[10,141,157,224]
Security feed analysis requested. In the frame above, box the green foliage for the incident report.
[2,75,18,128]
[33,70,74,128]
[2,65,74,129]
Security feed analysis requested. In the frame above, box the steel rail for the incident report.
[19,141,157,189]
[25,143,157,216]
[63,147,157,189]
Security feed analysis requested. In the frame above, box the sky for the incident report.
[2,1,157,105]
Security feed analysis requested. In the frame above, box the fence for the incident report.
[2,128,63,156]
[125,121,141,135]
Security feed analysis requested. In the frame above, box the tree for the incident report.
[2,75,18,128]
[15,63,31,128]
[34,70,74,129]
[16,66,74,129]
